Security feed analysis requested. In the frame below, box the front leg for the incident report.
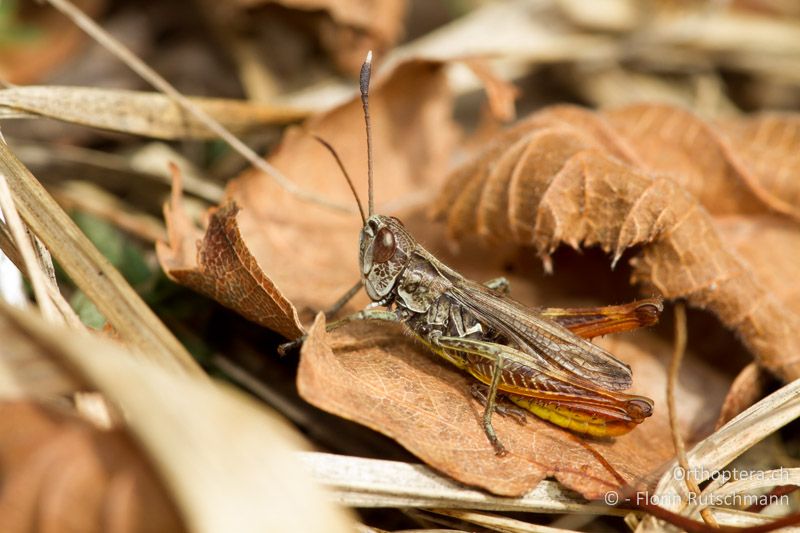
[324,279,362,319]
[278,308,398,355]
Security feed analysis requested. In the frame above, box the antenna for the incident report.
[360,51,374,217]
[311,135,366,225]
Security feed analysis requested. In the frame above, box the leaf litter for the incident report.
[157,58,799,498]
[297,216,729,498]
[7,0,800,529]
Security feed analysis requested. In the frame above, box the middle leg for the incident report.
[430,333,512,455]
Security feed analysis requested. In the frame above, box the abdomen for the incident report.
[409,324,652,438]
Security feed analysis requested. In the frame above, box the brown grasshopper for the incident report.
[286,52,662,455]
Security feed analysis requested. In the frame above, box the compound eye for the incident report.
[372,227,396,263]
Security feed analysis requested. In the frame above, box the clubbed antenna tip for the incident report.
[360,51,373,96]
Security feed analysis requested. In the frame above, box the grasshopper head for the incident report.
[359,214,414,302]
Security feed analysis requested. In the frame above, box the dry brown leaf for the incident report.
[157,172,303,339]
[433,103,800,382]
[0,400,185,533]
[432,105,642,243]
[462,58,520,122]
[718,113,800,221]
[602,104,800,220]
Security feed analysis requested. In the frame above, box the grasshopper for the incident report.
[287,52,662,455]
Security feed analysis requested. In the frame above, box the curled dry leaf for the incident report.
[0,400,185,533]
[432,103,800,382]
[157,170,303,339]
[296,213,729,498]
[462,58,520,123]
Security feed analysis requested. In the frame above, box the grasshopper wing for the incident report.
[447,280,633,392]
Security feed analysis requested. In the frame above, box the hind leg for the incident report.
[470,382,528,425]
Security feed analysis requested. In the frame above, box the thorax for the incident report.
[394,252,450,314]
